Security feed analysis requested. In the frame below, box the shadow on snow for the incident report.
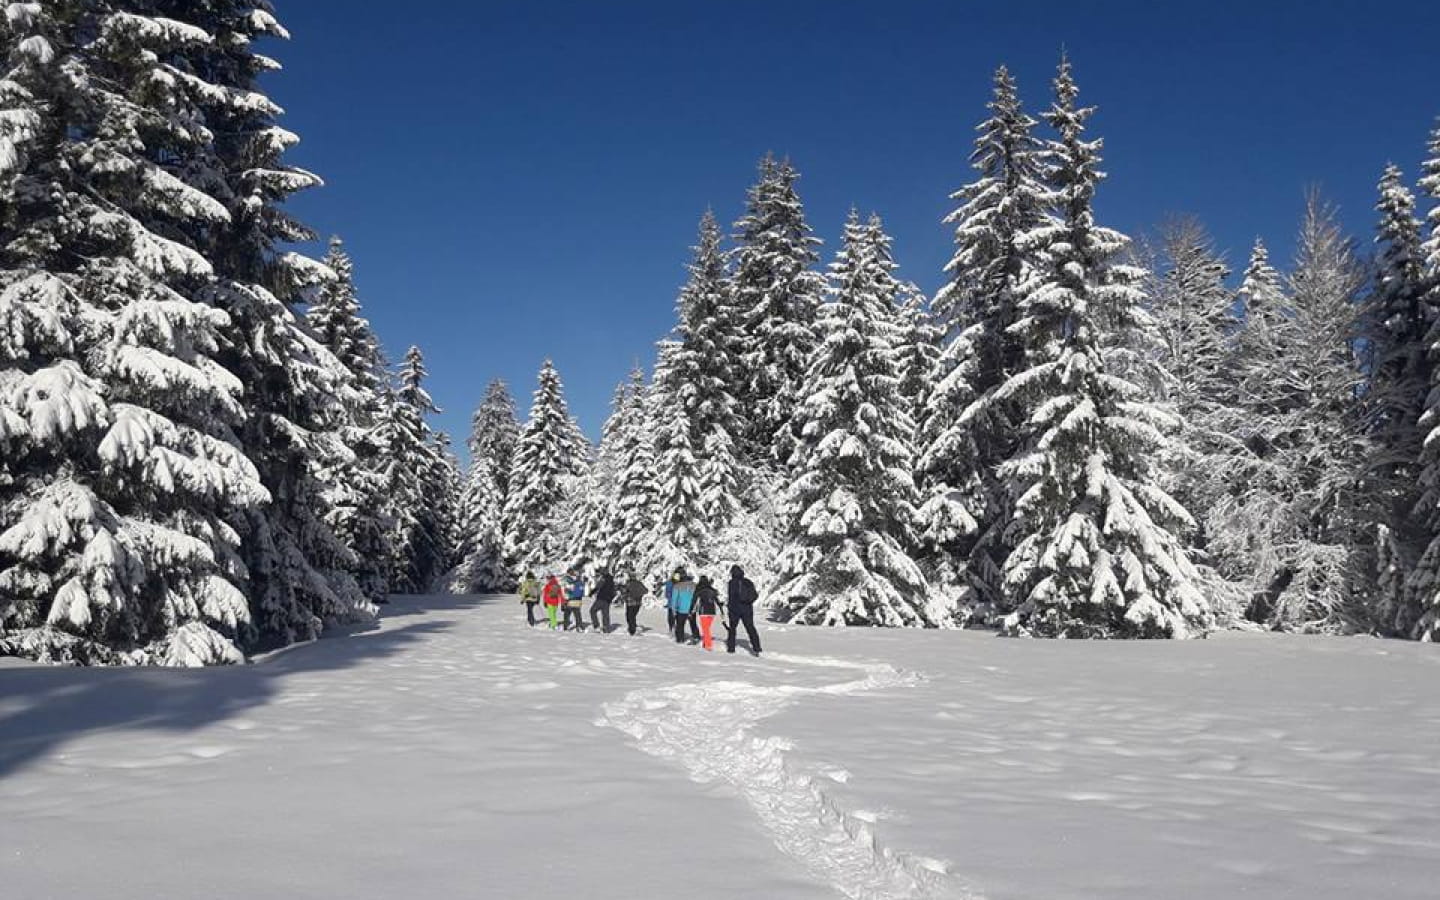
[0,594,501,780]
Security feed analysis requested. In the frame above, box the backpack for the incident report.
[738,577,758,606]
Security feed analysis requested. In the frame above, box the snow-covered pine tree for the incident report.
[602,366,659,574]
[1217,196,1369,631]
[430,430,464,579]
[566,378,632,567]
[504,360,588,571]
[918,65,1047,607]
[306,236,393,603]
[1239,239,1286,330]
[672,210,747,533]
[1360,165,1431,633]
[1142,218,1238,555]
[981,57,1208,638]
[449,445,512,593]
[376,346,447,593]
[468,378,520,503]
[649,343,706,576]
[894,283,940,436]
[1147,217,1235,414]
[730,154,825,465]
[0,5,267,664]
[768,211,930,626]
[1403,125,1440,640]
[174,0,373,644]
[1231,238,1289,385]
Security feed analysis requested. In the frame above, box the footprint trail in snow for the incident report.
[600,653,981,900]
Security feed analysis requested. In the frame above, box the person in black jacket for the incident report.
[694,575,722,651]
[622,573,647,636]
[590,570,617,633]
[725,564,762,655]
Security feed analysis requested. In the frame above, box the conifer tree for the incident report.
[504,360,587,569]
[568,378,632,567]
[1359,166,1431,633]
[374,347,449,592]
[1403,126,1440,640]
[175,0,373,643]
[730,154,825,463]
[918,66,1047,604]
[672,210,747,532]
[602,366,659,573]
[450,449,511,593]
[430,431,464,577]
[650,345,706,574]
[894,284,940,433]
[769,212,929,626]
[469,378,520,502]
[980,57,1207,638]
[1147,218,1235,414]
[1213,197,1369,630]
[0,5,267,664]
[306,236,393,603]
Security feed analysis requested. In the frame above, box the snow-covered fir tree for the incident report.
[1216,196,1369,631]
[175,1,373,644]
[430,431,464,578]
[672,210,747,534]
[567,378,632,568]
[376,347,448,593]
[1239,239,1286,330]
[730,154,825,464]
[1360,165,1431,633]
[0,4,268,664]
[306,236,394,604]
[468,378,520,504]
[1402,125,1440,640]
[979,57,1208,638]
[1141,218,1238,574]
[919,66,1049,607]
[649,344,706,575]
[768,212,930,626]
[449,449,511,593]
[504,360,588,570]
[1146,217,1235,415]
[601,366,659,574]
[894,283,940,437]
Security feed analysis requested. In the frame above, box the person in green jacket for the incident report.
[518,571,540,626]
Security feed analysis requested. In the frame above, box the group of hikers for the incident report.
[515,565,763,655]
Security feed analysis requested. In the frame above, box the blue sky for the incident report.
[269,0,1439,448]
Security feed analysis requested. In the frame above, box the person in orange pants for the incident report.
[694,574,722,651]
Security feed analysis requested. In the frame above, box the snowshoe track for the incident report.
[600,653,980,900]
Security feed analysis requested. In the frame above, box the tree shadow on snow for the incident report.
[0,594,499,780]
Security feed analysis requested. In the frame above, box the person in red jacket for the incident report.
[541,574,564,630]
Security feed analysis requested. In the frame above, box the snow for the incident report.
[4,595,1438,899]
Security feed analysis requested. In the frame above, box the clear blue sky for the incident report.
[269,0,1439,449]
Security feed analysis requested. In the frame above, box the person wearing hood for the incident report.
[563,569,587,631]
[590,570,617,633]
[694,574,722,651]
[725,565,761,655]
[541,574,564,630]
[622,573,647,636]
[518,571,540,627]
[669,570,698,644]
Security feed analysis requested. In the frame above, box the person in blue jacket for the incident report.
[563,569,587,631]
[663,571,678,631]
[669,570,698,644]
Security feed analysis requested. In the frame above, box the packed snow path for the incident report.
[601,655,974,900]
[3,594,1440,900]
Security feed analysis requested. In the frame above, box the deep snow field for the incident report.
[2,595,1438,900]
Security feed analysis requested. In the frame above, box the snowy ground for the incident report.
[2,596,1438,900]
